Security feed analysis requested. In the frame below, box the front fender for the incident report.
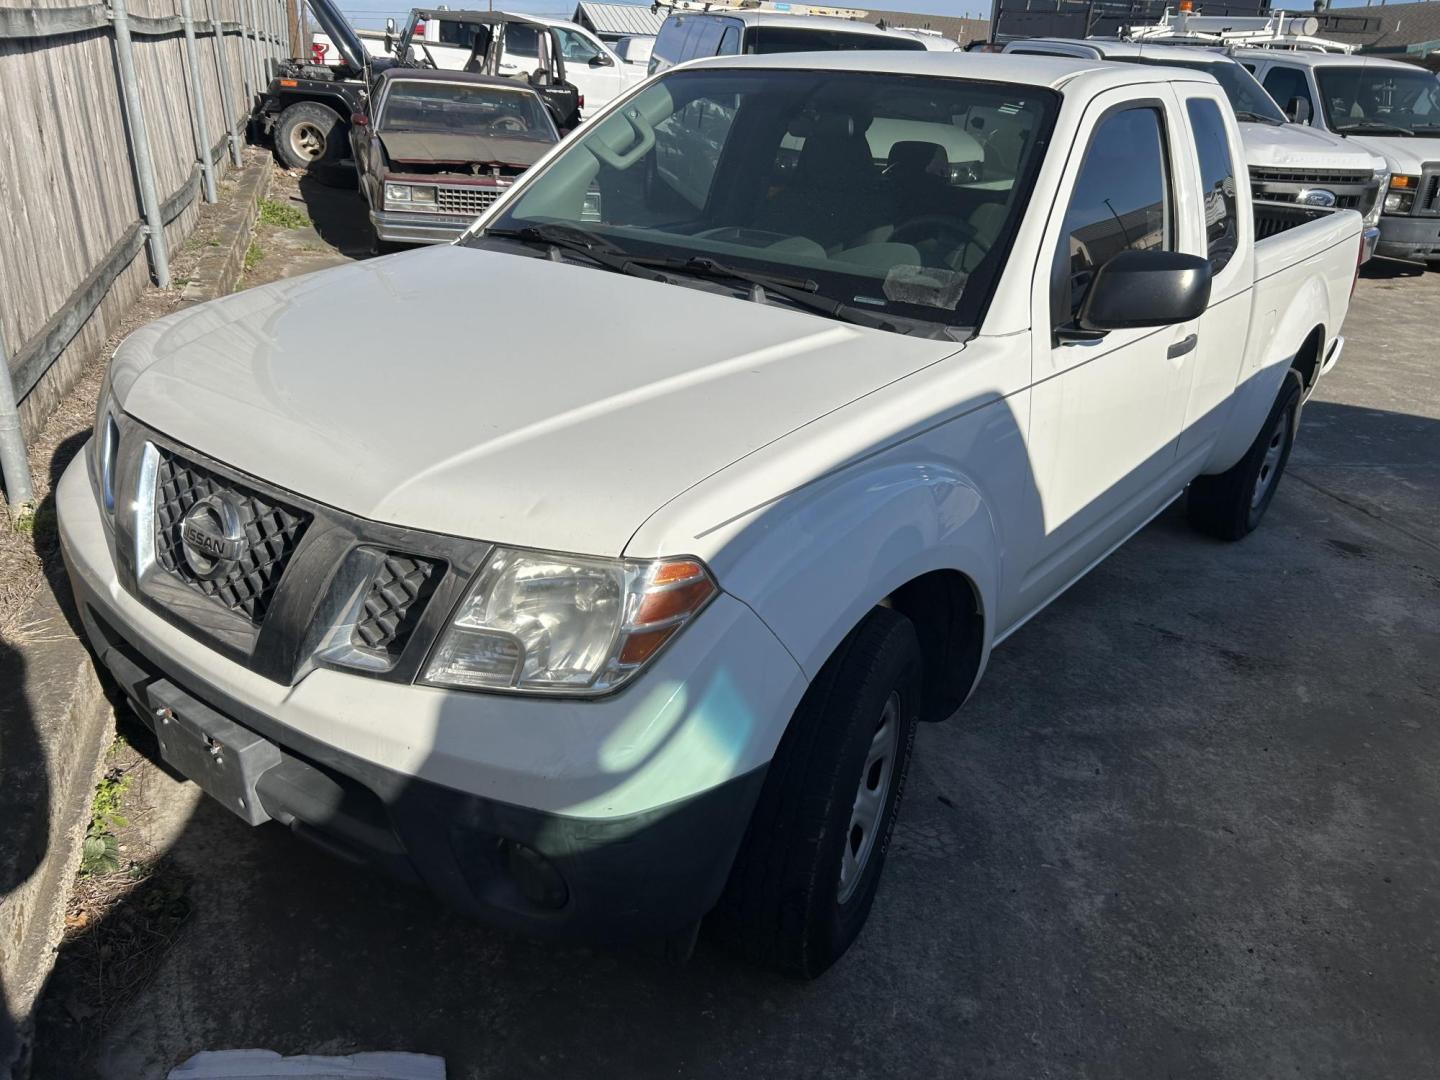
[713,459,1001,685]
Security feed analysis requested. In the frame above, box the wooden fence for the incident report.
[0,0,294,468]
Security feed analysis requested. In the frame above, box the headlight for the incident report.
[1384,174,1418,215]
[1365,170,1389,225]
[422,548,717,695]
[384,183,436,209]
[91,365,119,519]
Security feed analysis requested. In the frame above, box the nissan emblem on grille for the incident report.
[179,493,248,580]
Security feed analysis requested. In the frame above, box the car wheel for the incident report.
[715,606,921,978]
[1188,371,1302,541]
[275,102,344,171]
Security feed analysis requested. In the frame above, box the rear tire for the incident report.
[274,102,345,171]
[715,607,921,979]
[1188,372,1302,541]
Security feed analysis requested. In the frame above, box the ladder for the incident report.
[651,0,872,20]
[1120,8,1356,53]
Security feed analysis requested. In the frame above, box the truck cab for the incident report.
[398,10,644,115]
[647,9,928,74]
[1236,49,1440,264]
[1003,38,1387,259]
[61,52,1361,980]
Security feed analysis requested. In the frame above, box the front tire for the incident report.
[274,102,345,171]
[716,607,921,978]
[1188,372,1302,541]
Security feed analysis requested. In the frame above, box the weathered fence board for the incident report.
[0,0,282,453]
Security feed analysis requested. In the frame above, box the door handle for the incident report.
[1167,333,1198,359]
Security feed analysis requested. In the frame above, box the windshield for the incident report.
[475,69,1057,335]
[1316,65,1440,135]
[748,27,928,54]
[1126,55,1287,123]
[378,81,554,139]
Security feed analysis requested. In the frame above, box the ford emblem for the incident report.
[1297,188,1338,208]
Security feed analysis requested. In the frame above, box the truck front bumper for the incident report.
[370,209,476,246]
[1374,215,1440,263]
[57,452,805,943]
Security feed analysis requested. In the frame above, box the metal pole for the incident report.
[211,7,244,165]
[111,0,171,288]
[182,0,218,202]
[0,320,35,510]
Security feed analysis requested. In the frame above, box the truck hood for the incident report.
[1239,121,1380,172]
[114,246,959,555]
[379,130,553,169]
[1333,134,1440,176]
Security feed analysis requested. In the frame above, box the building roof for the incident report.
[572,2,667,38]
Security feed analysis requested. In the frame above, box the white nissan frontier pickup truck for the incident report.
[59,52,1361,977]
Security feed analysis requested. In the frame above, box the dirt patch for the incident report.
[37,727,194,1059]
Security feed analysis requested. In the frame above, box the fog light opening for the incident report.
[496,838,568,910]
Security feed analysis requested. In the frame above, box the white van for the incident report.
[647,11,926,74]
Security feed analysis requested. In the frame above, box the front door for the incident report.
[1016,89,1200,618]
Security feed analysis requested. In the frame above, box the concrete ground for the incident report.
[27,187,1440,1079]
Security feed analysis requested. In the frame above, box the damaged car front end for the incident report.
[352,69,559,246]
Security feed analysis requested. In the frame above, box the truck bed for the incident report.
[1254,202,1335,244]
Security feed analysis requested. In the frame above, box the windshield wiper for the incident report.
[630,255,912,333]
[1334,120,1416,136]
[483,224,671,282]
[1235,110,1283,126]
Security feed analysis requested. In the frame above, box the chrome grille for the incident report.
[152,448,310,624]
[1249,167,1374,185]
[435,185,503,216]
[1252,188,1363,210]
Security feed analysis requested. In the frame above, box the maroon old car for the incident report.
[351,68,560,250]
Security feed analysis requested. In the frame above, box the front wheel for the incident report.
[715,607,921,978]
[274,102,345,171]
[1188,373,1302,541]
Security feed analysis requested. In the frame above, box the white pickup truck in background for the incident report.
[1238,49,1440,264]
[1003,38,1387,258]
[60,52,1361,978]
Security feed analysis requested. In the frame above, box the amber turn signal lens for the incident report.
[618,627,676,665]
[635,579,715,625]
[1389,175,1416,190]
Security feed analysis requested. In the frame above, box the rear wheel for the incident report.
[1188,373,1302,541]
[715,606,921,978]
[275,102,344,171]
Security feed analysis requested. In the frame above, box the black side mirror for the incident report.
[1072,249,1212,334]
[384,17,395,52]
[1286,96,1312,124]
[589,53,611,67]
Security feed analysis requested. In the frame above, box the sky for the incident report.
[328,0,1402,32]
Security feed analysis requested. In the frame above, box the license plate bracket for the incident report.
[145,680,281,826]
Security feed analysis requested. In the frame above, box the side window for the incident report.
[1186,98,1239,274]
[652,16,688,67]
[554,27,602,64]
[1263,66,1311,119]
[718,25,741,55]
[691,18,726,58]
[1053,106,1172,326]
[506,24,539,60]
